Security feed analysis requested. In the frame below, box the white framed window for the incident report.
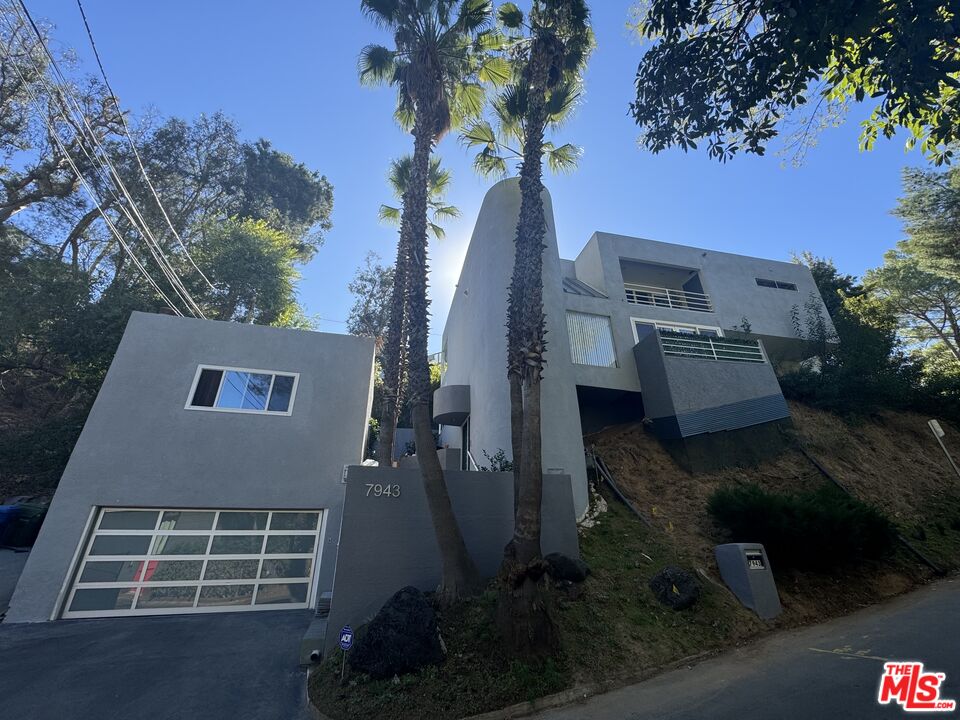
[631,317,723,345]
[185,365,299,416]
[567,311,618,368]
[62,508,325,618]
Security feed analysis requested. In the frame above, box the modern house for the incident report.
[5,312,375,622]
[436,179,833,517]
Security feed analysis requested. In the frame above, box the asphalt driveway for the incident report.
[0,609,314,720]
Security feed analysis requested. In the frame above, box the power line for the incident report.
[0,18,182,315]
[5,2,204,317]
[10,1,202,316]
[74,0,215,293]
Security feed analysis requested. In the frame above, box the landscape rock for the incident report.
[348,586,445,679]
[545,552,590,583]
[648,566,701,610]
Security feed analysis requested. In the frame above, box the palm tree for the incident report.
[462,0,593,658]
[374,156,460,465]
[375,155,460,464]
[359,0,507,603]
[380,156,461,240]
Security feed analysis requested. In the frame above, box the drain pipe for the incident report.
[586,447,654,530]
[798,445,945,576]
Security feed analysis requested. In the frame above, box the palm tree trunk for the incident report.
[405,114,481,604]
[497,45,558,660]
[376,219,410,466]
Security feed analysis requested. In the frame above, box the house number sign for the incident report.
[365,483,401,498]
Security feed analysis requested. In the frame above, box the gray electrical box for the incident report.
[714,543,782,619]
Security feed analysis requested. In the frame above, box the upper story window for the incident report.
[187,366,299,415]
[755,278,798,291]
[567,311,618,368]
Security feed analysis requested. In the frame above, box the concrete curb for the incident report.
[460,649,719,720]
[307,650,721,720]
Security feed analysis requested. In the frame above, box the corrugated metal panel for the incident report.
[676,393,790,437]
[566,311,617,367]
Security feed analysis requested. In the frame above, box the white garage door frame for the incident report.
[61,507,327,619]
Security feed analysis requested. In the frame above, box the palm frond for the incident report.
[394,90,416,131]
[473,146,509,178]
[478,56,512,86]
[428,222,447,240]
[544,80,582,126]
[498,2,524,28]
[452,82,486,124]
[360,0,401,28]
[460,120,497,149]
[431,204,461,220]
[358,44,397,86]
[378,204,402,225]
[544,142,581,173]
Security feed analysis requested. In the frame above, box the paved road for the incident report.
[0,610,313,720]
[538,578,960,720]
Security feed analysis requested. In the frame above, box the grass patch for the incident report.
[310,489,763,720]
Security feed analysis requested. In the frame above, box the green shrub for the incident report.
[707,483,896,572]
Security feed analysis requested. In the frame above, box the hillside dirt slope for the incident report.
[586,401,960,625]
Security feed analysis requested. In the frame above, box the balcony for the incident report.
[658,330,765,363]
[624,283,713,313]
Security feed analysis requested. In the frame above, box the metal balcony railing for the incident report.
[623,283,713,312]
[659,332,765,363]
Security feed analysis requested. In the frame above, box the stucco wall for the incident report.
[564,232,833,393]
[634,332,789,438]
[6,312,375,623]
[325,465,579,653]
[439,179,589,516]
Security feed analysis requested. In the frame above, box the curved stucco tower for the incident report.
[437,178,589,516]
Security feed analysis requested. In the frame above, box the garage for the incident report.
[62,508,325,618]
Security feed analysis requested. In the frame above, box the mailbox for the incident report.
[714,543,782,619]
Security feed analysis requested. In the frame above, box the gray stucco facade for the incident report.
[6,312,375,623]
[325,465,578,654]
[437,181,831,516]
[438,179,589,514]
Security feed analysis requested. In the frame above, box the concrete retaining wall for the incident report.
[324,465,579,653]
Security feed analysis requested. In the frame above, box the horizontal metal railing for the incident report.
[623,283,713,312]
[659,333,765,363]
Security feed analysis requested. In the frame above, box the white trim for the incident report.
[62,507,324,619]
[184,364,300,416]
[51,505,98,620]
[630,316,724,345]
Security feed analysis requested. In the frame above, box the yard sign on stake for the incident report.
[339,625,353,682]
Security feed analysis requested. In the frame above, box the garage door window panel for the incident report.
[63,508,324,618]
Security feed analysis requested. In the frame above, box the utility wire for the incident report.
[0,34,182,315]
[6,2,205,317]
[74,0,216,292]
[10,0,202,316]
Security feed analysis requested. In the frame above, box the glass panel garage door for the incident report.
[62,508,324,618]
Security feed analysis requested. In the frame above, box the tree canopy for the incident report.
[630,1,960,164]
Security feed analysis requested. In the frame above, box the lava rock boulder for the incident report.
[648,566,701,610]
[545,552,590,583]
[348,586,445,678]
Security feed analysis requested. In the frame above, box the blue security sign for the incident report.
[338,625,354,651]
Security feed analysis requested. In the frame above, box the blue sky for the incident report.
[31,1,926,352]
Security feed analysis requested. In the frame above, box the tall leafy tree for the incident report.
[347,251,395,343]
[630,1,960,165]
[463,0,592,658]
[359,0,506,602]
[863,242,960,363]
[894,163,960,283]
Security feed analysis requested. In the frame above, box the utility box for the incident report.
[715,543,782,619]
